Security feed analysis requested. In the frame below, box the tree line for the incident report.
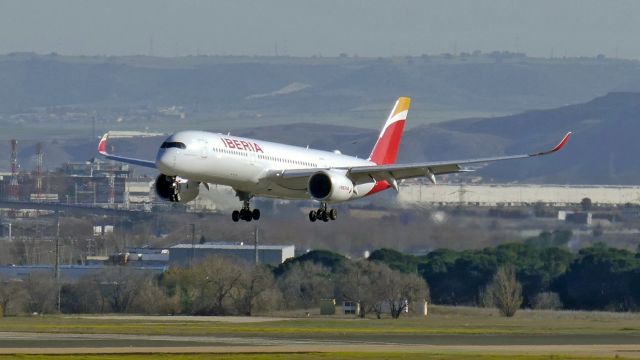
[370,236,640,312]
[1,237,639,317]
[0,253,428,319]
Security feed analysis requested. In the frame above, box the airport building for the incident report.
[169,243,295,266]
[396,183,640,207]
[86,247,170,267]
[0,264,166,282]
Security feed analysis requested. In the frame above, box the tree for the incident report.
[129,278,178,315]
[492,243,573,307]
[525,230,572,248]
[383,271,429,319]
[391,272,428,319]
[420,249,496,305]
[488,265,523,317]
[337,261,390,318]
[531,291,563,310]
[367,248,421,273]
[61,275,104,313]
[23,272,58,314]
[349,261,429,319]
[97,267,150,313]
[164,255,245,315]
[278,262,333,310]
[274,250,348,276]
[0,278,25,316]
[232,265,281,316]
[556,245,640,311]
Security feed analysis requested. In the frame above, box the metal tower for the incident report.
[107,173,115,205]
[8,139,19,201]
[34,142,44,202]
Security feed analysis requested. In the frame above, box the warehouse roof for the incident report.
[170,243,293,251]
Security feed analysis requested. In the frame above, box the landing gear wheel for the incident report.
[321,211,329,222]
[240,209,252,222]
[329,209,338,220]
[309,210,317,222]
[232,193,260,223]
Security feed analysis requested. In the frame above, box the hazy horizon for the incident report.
[1,0,639,59]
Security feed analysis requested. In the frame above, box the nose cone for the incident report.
[156,149,177,175]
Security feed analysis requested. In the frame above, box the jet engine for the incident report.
[307,170,354,202]
[155,174,200,203]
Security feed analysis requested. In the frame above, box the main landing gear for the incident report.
[232,200,260,222]
[309,203,337,223]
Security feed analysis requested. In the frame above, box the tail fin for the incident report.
[368,97,411,165]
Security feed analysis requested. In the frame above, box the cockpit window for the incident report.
[161,141,186,149]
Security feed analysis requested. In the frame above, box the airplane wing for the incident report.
[97,133,157,169]
[274,132,571,188]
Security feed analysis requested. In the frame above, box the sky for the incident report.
[1,0,639,59]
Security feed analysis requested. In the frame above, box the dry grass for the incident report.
[1,305,639,338]
[0,354,627,360]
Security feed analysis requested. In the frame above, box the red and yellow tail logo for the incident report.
[368,97,410,165]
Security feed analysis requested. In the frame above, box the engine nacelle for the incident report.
[307,170,354,202]
[155,174,200,203]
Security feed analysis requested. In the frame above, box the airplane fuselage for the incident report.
[156,130,384,201]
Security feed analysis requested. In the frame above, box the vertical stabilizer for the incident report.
[368,97,410,165]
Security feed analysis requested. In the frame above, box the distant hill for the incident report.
[237,92,640,185]
[1,53,640,117]
[431,92,640,184]
[3,92,639,185]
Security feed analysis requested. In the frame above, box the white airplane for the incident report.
[98,97,571,223]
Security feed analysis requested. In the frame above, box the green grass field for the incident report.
[0,354,626,360]
[1,306,639,338]
[1,306,639,359]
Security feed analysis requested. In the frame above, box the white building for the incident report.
[125,179,154,209]
[169,243,295,266]
[396,183,640,207]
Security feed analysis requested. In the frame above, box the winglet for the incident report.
[98,133,109,155]
[530,132,572,156]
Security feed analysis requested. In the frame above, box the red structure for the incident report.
[8,139,20,201]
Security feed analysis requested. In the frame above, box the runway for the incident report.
[2,331,640,358]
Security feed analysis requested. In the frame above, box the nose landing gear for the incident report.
[309,203,337,223]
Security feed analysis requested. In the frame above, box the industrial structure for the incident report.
[0,134,162,209]
[63,158,131,205]
[86,248,169,267]
[1,155,157,210]
[33,142,44,201]
[8,139,19,201]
